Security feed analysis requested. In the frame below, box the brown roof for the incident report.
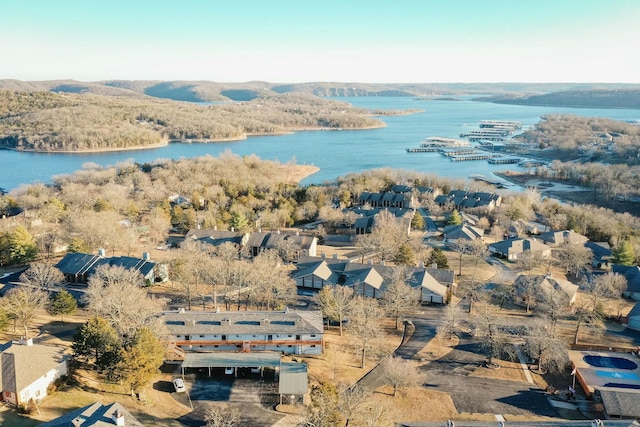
[0,341,67,393]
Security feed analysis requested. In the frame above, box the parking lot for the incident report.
[168,367,287,427]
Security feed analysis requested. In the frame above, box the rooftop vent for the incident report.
[112,409,125,426]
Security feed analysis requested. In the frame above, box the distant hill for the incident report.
[3,79,640,103]
[475,89,640,109]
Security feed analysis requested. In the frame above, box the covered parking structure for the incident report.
[180,352,282,377]
[279,362,309,404]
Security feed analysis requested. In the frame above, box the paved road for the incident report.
[357,304,558,417]
[358,305,444,391]
[485,257,518,286]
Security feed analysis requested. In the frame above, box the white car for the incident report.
[224,367,234,375]
[172,378,186,393]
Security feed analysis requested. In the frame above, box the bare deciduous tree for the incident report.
[379,356,419,396]
[339,384,370,427]
[19,263,65,289]
[0,286,48,338]
[248,250,297,310]
[381,269,418,329]
[204,403,241,427]
[348,296,384,369]
[313,285,354,336]
[555,243,593,279]
[470,301,506,367]
[524,319,569,374]
[84,264,163,337]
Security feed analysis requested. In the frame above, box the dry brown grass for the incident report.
[370,386,459,425]
[26,369,191,426]
[293,318,404,387]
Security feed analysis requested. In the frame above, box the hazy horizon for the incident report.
[2,0,639,84]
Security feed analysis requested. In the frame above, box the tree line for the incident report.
[0,90,384,152]
[517,114,640,161]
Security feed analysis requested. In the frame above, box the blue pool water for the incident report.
[583,355,638,370]
[595,370,640,380]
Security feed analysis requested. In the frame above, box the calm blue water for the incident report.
[595,370,639,380]
[1,97,639,191]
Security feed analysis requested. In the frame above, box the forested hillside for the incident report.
[3,79,640,102]
[516,114,640,161]
[0,90,383,152]
[477,89,640,109]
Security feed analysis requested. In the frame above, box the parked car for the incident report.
[172,378,186,393]
[224,367,234,375]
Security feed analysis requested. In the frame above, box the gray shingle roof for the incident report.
[162,309,324,336]
[39,401,143,427]
[596,387,640,418]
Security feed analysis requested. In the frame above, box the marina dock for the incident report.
[488,156,521,164]
[449,153,500,161]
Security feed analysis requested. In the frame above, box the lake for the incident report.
[1,97,640,191]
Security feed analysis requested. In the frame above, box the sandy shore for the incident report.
[283,164,320,183]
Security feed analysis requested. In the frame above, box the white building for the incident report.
[162,309,324,356]
[0,339,68,407]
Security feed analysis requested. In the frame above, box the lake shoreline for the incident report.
[0,123,386,154]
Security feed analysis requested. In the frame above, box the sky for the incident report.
[1,0,639,83]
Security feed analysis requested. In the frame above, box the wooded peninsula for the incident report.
[0,90,386,152]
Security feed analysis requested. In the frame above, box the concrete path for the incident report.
[515,347,535,384]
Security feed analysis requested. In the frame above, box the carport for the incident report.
[181,352,281,377]
[279,362,308,405]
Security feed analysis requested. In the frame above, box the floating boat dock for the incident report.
[449,153,500,161]
[406,135,471,152]
[519,160,547,168]
[440,148,478,156]
[488,156,521,164]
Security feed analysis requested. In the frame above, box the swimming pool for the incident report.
[595,370,640,380]
[583,355,638,370]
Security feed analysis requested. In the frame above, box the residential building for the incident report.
[435,190,502,211]
[40,401,143,427]
[441,224,484,243]
[357,189,413,209]
[538,229,589,247]
[586,242,613,270]
[56,250,166,285]
[612,265,640,300]
[514,274,579,306]
[293,255,455,304]
[625,302,640,331]
[162,309,324,356]
[488,238,551,261]
[184,228,317,259]
[0,339,68,407]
